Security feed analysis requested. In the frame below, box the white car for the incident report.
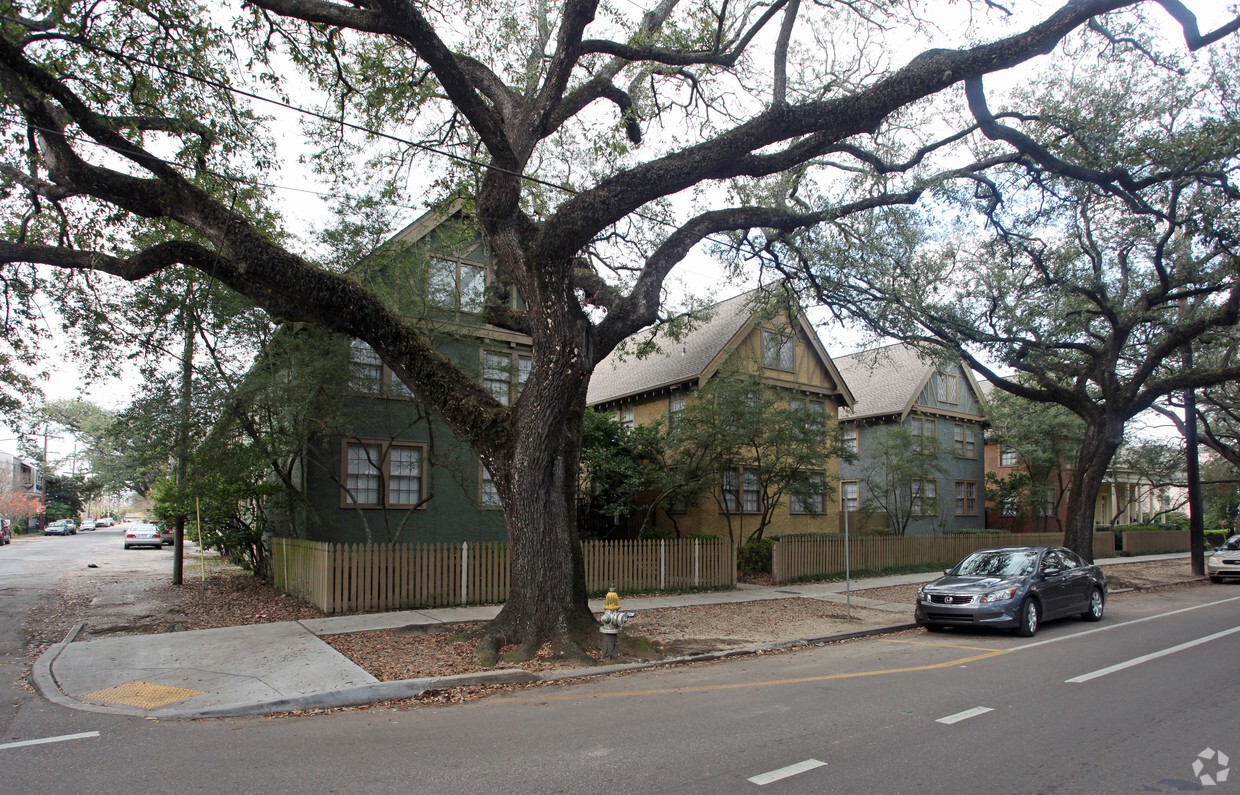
[1207,535,1240,583]
[123,523,164,550]
[79,518,97,531]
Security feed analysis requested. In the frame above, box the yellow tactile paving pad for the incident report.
[78,681,205,709]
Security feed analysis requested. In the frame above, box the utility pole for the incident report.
[172,292,196,586]
[1180,294,1205,576]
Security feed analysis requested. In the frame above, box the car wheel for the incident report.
[1082,588,1104,621]
[1014,598,1040,637]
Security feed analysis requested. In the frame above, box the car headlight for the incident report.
[980,586,1018,603]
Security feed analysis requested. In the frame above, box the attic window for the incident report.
[429,257,485,312]
[937,372,960,404]
[762,330,795,370]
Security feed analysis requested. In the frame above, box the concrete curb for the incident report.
[30,623,86,714]
[34,620,918,719]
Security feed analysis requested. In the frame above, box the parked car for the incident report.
[1206,535,1240,583]
[96,517,114,528]
[45,520,75,536]
[915,546,1106,637]
[160,524,174,546]
[79,518,97,532]
[0,519,11,545]
[123,523,164,550]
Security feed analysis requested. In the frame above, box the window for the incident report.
[350,338,418,398]
[668,389,685,426]
[1039,487,1056,517]
[721,467,760,513]
[341,441,426,508]
[349,339,383,394]
[790,471,825,513]
[841,480,859,512]
[936,372,960,404]
[1000,446,1017,467]
[345,442,382,505]
[617,404,634,429]
[790,397,826,438]
[429,256,485,312]
[911,479,937,515]
[1002,497,1018,517]
[953,423,977,458]
[762,330,795,370]
[483,350,532,406]
[955,480,978,516]
[842,424,858,454]
[481,466,501,507]
[910,416,936,453]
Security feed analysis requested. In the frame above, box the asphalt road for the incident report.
[2,534,1238,794]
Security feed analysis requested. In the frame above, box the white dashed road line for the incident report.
[936,706,993,725]
[1066,625,1240,684]
[0,731,101,750]
[748,759,828,786]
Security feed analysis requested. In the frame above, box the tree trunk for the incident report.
[1062,418,1125,562]
[476,346,596,661]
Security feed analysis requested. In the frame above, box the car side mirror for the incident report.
[1042,567,1062,577]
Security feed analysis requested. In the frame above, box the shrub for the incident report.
[737,537,775,575]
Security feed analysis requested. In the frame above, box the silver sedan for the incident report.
[123,523,164,550]
[1207,536,1240,583]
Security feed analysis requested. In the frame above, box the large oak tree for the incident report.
[0,0,1235,654]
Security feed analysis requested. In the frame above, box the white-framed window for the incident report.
[1000,446,1018,467]
[349,339,383,394]
[429,256,485,312]
[842,424,858,454]
[790,471,825,514]
[841,480,859,512]
[341,441,427,508]
[953,423,977,459]
[955,480,978,516]
[762,329,796,370]
[1002,497,1018,517]
[617,404,634,429]
[910,416,937,453]
[911,478,937,515]
[481,466,501,508]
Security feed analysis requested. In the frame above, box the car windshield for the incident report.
[1223,536,1240,551]
[951,550,1039,578]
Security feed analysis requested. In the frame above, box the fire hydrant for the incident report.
[599,586,631,659]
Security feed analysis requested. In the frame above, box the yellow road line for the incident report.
[507,647,1012,702]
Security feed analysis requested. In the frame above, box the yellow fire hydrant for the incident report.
[599,586,632,659]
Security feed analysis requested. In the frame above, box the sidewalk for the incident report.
[32,554,1191,720]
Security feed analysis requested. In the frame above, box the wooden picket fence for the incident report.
[772,531,1117,584]
[272,536,735,614]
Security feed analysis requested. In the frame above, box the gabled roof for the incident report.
[835,341,984,422]
[586,288,854,407]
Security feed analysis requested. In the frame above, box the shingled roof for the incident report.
[587,291,753,405]
[587,288,854,407]
[834,342,939,421]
